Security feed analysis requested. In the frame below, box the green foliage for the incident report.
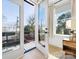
[24,15,35,34]
[24,25,30,34]
[56,12,71,34]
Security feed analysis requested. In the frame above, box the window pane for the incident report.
[24,2,35,52]
[38,0,45,47]
[56,12,71,35]
[55,1,71,35]
[2,0,20,53]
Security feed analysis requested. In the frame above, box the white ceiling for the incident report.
[49,0,61,4]
[30,0,71,13]
[49,0,71,14]
[49,0,71,7]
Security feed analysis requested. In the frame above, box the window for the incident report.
[2,0,20,53]
[54,0,72,35]
[24,2,35,51]
[38,0,46,46]
[56,11,71,35]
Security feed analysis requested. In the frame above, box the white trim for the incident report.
[71,0,76,30]
[19,1,24,54]
[48,0,72,48]
[54,34,71,38]
[10,0,22,5]
[35,0,49,58]
[35,3,38,46]
[45,0,49,58]
[49,2,72,36]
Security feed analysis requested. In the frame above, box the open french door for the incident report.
[35,0,49,58]
[2,0,24,59]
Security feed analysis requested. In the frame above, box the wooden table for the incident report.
[63,40,76,56]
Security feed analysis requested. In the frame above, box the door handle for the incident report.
[45,28,48,34]
[45,31,48,33]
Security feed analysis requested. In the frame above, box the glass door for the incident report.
[24,1,35,52]
[38,0,46,47]
[2,0,24,59]
[2,0,20,53]
[36,0,48,57]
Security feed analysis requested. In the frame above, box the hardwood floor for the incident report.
[65,55,76,59]
[20,49,46,59]
[19,48,75,59]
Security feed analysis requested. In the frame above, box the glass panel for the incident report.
[2,0,20,53]
[24,2,35,51]
[38,0,45,47]
[55,1,72,35]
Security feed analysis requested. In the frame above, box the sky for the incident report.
[24,1,35,25]
[38,1,46,27]
[2,0,49,29]
[2,0,35,26]
[2,0,71,28]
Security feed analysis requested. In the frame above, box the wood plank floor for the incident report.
[19,48,75,59]
[20,49,46,59]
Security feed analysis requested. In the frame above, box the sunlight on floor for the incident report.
[21,49,46,59]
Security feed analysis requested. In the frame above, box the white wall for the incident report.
[49,0,75,49]
[2,49,23,59]
[48,0,71,49]
[49,35,69,48]
[71,0,76,30]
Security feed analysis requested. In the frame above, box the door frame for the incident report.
[35,0,49,58]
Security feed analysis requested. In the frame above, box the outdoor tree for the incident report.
[56,12,71,34]
[24,15,35,34]
[28,15,35,33]
[24,25,30,34]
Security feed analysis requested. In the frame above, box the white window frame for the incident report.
[55,12,71,36]
[35,0,49,58]
[2,0,24,59]
[52,2,72,37]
